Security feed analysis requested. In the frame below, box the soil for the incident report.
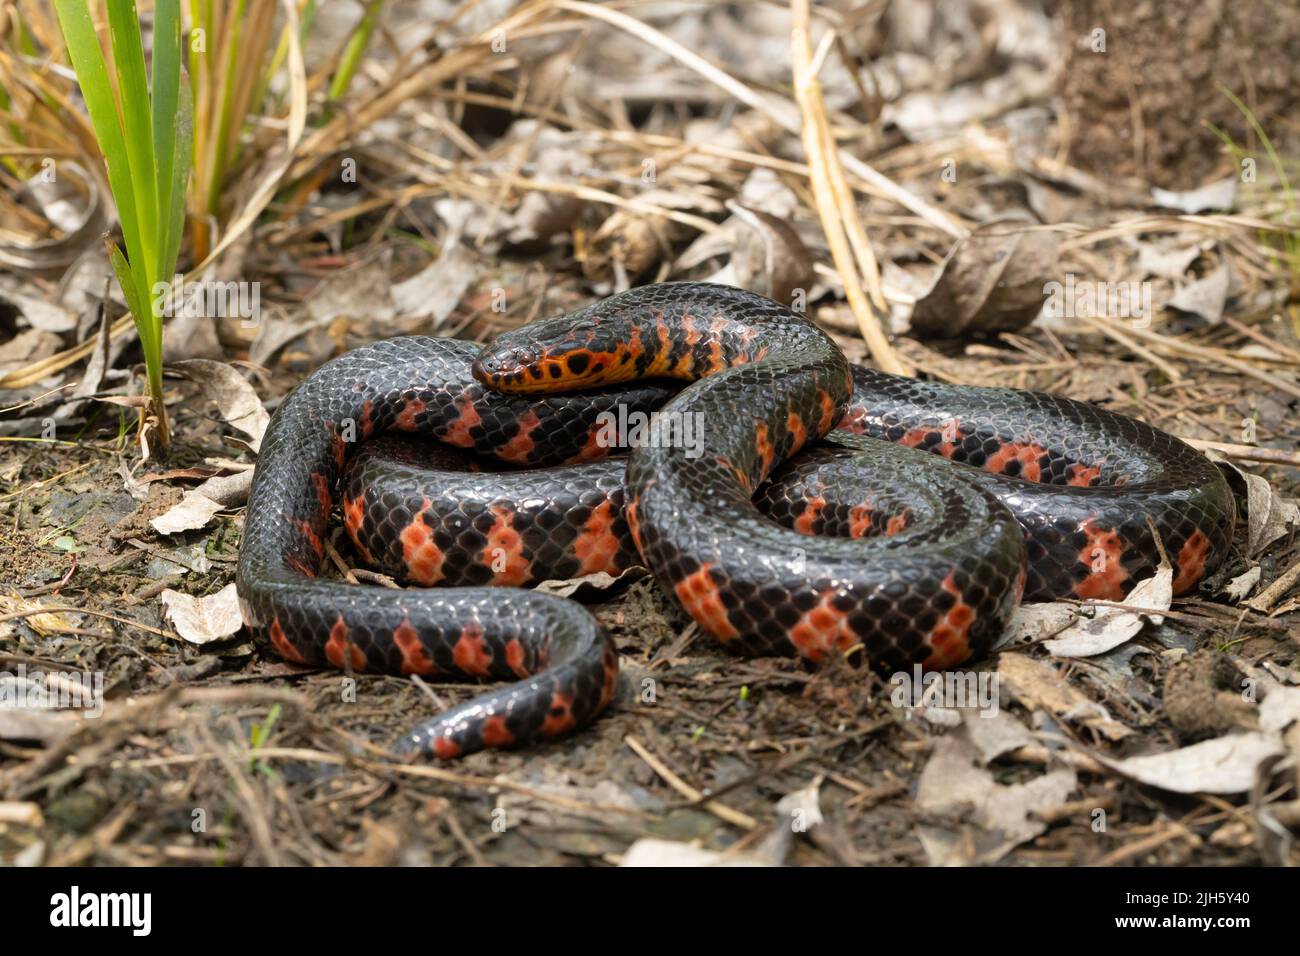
[1059,0,1300,188]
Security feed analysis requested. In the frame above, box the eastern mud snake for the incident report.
[236,282,1236,759]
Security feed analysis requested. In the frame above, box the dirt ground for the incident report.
[2,1,1299,867]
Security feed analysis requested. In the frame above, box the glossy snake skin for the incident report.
[238,283,1236,759]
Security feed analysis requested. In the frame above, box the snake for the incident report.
[236,282,1236,759]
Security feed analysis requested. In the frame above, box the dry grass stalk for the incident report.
[791,0,906,376]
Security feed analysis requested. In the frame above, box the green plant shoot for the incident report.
[54,0,192,451]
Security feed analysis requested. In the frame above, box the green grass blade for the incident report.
[328,1,383,102]
[103,0,159,282]
[163,73,193,279]
[1219,85,1295,214]
[54,0,145,277]
[107,240,153,351]
[152,0,183,275]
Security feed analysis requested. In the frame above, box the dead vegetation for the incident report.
[1,1,1299,866]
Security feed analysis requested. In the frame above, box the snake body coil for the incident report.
[237,283,1236,759]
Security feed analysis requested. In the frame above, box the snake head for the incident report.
[473,312,638,393]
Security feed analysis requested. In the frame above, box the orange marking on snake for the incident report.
[837,405,868,434]
[310,471,331,513]
[753,422,775,478]
[295,519,324,559]
[483,504,529,585]
[672,316,700,375]
[848,501,874,538]
[815,389,837,433]
[442,392,482,448]
[480,715,515,748]
[789,591,856,663]
[1068,462,1103,487]
[793,495,826,535]
[540,689,577,737]
[625,323,643,362]
[698,316,731,372]
[504,638,529,678]
[707,335,724,370]
[568,425,612,463]
[1173,529,1210,595]
[496,409,543,464]
[886,512,909,536]
[674,564,740,641]
[574,498,622,575]
[394,397,426,431]
[559,349,623,386]
[900,421,960,458]
[452,623,492,676]
[652,315,674,373]
[269,618,307,664]
[325,615,367,671]
[342,494,374,563]
[717,456,752,493]
[786,410,808,455]
[986,441,1049,482]
[922,573,975,669]
[1075,519,1129,600]
[400,497,445,585]
[394,617,436,675]
[431,737,462,760]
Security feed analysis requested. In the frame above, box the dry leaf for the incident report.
[1136,240,1208,280]
[995,602,1082,649]
[1259,686,1300,734]
[1151,177,1237,214]
[915,733,1076,865]
[533,567,645,599]
[1102,733,1284,795]
[0,164,106,273]
[1244,473,1299,558]
[1222,566,1262,602]
[910,223,1061,337]
[962,709,1037,763]
[997,653,1132,740]
[391,243,483,328]
[1167,264,1230,324]
[160,584,243,645]
[0,287,78,333]
[172,360,270,451]
[1043,563,1173,658]
[151,470,253,535]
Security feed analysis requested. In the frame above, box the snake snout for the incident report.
[474,346,534,380]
